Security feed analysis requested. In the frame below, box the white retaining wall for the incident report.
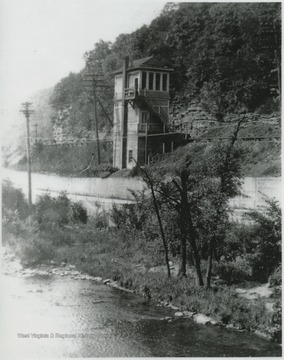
[3,169,281,215]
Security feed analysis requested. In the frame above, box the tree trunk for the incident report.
[205,118,245,287]
[205,237,215,288]
[187,219,204,286]
[132,159,171,278]
[178,232,187,277]
[180,170,204,286]
[147,171,171,277]
[151,185,171,278]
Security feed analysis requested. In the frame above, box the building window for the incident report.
[162,73,168,91]
[156,73,161,91]
[134,78,139,91]
[129,150,133,162]
[149,72,154,90]
[142,72,147,89]
[141,111,149,123]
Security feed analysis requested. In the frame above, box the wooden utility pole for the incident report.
[92,75,101,164]
[20,102,34,211]
[121,57,129,169]
[83,70,112,165]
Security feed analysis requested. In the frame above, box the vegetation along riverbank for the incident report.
[2,137,281,344]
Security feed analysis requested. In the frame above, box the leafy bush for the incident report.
[269,300,282,343]
[221,222,255,261]
[2,180,29,220]
[246,200,281,282]
[110,190,150,231]
[33,192,88,228]
[89,210,109,229]
[269,266,281,287]
[70,202,88,224]
[92,163,118,178]
[216,258,251,285]
[129,164,141,177]
[94,163,118,174]
[17,235,55,266]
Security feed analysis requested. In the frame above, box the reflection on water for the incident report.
[1,274,281,357]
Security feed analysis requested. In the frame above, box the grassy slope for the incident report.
[6,114,281,178]
[8,138,281,178]
[11,141,113,177]
[199,120,281,177]
[168,140,281,178]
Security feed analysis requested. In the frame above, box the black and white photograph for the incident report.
[0,0,282,358]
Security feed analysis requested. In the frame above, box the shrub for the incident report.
[246,199,281,282]
[95,163,118,174]
[269,266,281,287]
[129,164,141,177]
[216,257,251,285]
[221,222,255,261]
[90,210,109,229]
[110,190,150,231]
[92,163,118,178]
[34,192,88,228]
[269,300,282,343]
[70,202,88,224]
[2,180,29,220]
[17,235,55,266]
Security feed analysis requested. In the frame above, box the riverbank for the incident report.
[2,237,281,344]
[2,249,281,358]
[2,178,281,344]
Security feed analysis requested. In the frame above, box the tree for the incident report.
[246,199,281,282]
[132,160,172,277]
[185,3,280,118]
[203,118,244,287]
[146,118,244,286]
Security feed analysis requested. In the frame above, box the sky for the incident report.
[0,0,166,132]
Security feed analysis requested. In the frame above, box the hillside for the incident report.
[3,2,281,177]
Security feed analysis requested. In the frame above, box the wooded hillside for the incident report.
[4,2,281,175]
[48,2,280,139]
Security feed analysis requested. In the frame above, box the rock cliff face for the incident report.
[171,100,280,140]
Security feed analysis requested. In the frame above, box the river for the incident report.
[1,273,281,358]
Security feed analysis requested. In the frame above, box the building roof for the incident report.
[113,56,174,75]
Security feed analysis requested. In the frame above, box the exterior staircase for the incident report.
[143,93,173,132]
[124,88,174,132]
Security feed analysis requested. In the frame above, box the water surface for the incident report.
[1,274,281,357]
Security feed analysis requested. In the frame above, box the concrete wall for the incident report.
[3,169,281,217]
[230,177,282,210]
[3,169,146,216]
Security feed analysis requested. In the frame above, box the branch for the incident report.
[79,153,95,174]
[172,179,183,195]
[154,188,181,208]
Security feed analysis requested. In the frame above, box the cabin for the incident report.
[113,56,179,169]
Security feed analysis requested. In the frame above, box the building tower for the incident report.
[113,56,176,169]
